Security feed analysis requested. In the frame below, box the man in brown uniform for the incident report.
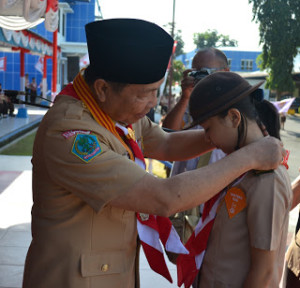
[22,19,285,288]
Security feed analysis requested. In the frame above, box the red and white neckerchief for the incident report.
[63,70,188,283]
[115,122,188,283]
[177,174,246,288]
[115,123,146,169]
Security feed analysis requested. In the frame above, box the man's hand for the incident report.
[180,69,195,101]
[244,136,285,171]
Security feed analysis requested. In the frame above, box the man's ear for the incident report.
[93,79,108,102]
[227,108,241,128]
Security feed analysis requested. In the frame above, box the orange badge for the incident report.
[225,187,247,219]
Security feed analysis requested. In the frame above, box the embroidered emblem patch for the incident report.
[225,187,247,219]
[62,130,91,139]
[71,134,102,163]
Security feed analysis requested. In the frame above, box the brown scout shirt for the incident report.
[22,94,166,288]
[198,166,293,288]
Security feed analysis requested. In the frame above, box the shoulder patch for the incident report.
[62,130,91,139]
[71,134,102,163]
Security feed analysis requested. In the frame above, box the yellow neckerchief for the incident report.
[73,70,134,161]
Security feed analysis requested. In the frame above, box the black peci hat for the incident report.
[187,72,264,129]
[85,18,174,84]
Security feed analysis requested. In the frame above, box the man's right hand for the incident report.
[245,136,285,171]
[181,69,195,101]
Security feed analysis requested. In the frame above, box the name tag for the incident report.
[225,187,247,219]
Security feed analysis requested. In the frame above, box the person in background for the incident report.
[30,77,37,104]
[0,83,5,118]
[0,83,15,117]
[280,112,286,130]
[22,19,285,288]
[25,74,30,102]
[177,71,292,288]
[163,48,230,246]
[162,48,230,130]
[39,80,43,98]
[3,94,15,117]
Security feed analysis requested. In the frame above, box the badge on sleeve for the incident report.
[225,187,247,219]
[71,134,102,163]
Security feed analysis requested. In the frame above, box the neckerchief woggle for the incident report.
[59,70,188,283]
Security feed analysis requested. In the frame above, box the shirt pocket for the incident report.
[81,250,125,277]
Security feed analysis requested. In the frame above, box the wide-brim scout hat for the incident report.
[85,18,174,84]
[187,71,264,129]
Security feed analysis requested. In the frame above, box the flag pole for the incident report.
[167,0,176,111]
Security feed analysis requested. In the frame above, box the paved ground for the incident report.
[0,106,299,288]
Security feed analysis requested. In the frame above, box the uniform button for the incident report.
[101,264,109,272]
[82,102,87,109]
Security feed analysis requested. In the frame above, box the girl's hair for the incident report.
[218,90,281,149]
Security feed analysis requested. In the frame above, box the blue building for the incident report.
[0,1,102,96]
[176,47,261,73]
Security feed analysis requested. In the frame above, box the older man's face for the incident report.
[100,78,164,125]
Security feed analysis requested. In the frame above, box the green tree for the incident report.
[164,22,185,56]
[193,29,238,49]
[172,59,185,84]
[250,0,300,98]
[174,32,185,57]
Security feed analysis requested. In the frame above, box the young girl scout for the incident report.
[186,72,293,288]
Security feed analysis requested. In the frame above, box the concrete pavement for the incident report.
[0,107,299,288]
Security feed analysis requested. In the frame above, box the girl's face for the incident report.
[201,109,241,154]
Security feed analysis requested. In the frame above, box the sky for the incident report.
[99,0,262,53]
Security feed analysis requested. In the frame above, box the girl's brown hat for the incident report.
[187,71,264,129]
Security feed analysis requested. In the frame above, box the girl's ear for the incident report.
[93,79,108,102]
[227,108,241,128]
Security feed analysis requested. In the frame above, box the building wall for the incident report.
[224,50,261,72]
[0,51,52,94]
[0,0,96,94]
[66,1,96,42]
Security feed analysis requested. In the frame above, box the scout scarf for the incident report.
[177,174,246,288]
[69,71,188,283]
[115,123,188,283]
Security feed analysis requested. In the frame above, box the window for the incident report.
[241,59,253,70]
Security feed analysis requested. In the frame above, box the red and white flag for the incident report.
[0,57,7,71]
[35,56,44,74]
[80,53,90,69]
[167,40,178,71]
